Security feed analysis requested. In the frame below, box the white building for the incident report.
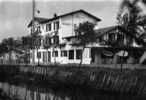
[28,9,101,64]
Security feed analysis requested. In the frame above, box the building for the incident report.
[28,9,101,64]
[28,9,144,65]
[92,26,144,64]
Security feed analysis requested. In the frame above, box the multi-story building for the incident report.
[28,9,101,64]
[28,9,144,65]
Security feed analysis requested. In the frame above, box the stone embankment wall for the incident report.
[0,65,146,96]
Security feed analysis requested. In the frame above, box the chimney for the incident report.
[54,13,57,18]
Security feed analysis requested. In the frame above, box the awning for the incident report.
[102,50,113,56]
[116,50,128,57]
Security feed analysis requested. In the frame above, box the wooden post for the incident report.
[120,50,125,72]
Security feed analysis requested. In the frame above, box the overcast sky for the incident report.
[0,0,121,41]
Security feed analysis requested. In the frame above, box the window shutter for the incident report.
[54,35,59,45]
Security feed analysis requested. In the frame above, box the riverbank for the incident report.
[0,64,146,97]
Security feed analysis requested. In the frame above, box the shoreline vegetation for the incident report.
[0,64,146,98]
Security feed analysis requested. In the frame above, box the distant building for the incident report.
[0,51,20,64]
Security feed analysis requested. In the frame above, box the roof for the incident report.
[28,17,49,27]
[63,26,119,40]
[28,9,101,27]
[95,26,118,37]
[95,25,145,44]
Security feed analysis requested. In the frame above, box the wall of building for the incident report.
[29,12,99,65]
[30,46,91,65]
[59,12,98,44]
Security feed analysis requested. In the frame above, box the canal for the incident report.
[0,82,145,100]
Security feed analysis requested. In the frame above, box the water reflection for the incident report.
[0,82,145,100]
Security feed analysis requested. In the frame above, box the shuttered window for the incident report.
[37,52,41,59]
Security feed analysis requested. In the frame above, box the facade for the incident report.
[91,26,143,64]
[28,10,144,65]
[28,10,101,64]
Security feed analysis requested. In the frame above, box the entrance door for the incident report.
[48,51,51,63]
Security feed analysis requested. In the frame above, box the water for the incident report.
[0,82,145,100]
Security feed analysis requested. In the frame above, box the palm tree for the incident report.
[117,0,146,38]
[117,0,146,69]
[76,21,97,65]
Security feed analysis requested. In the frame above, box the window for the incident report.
[54,22,56,30]
[34,37,41,47]
[117,34,124,45]
[56,21,59,30]
[46,23,51,31]
[31,27,36,34]
[69,50,74,59]
[54,21,59,30]
[76,49,82,59]
[44,36,51,47]
[37,52,41,59]
[51,38,54,44]
[109,33,115,41]
[37,26,41,33]
[55,51,58,57]
[52,51,58,57]
[48,51,51,62]
[61,50,67,57]
[53,35,59,45]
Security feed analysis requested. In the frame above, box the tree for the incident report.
[117,0,146,69]
[21,36,34,63]
[22,36,33,49]
[76,21,97,65]
[0,37,16,64]
[117,0,146,38]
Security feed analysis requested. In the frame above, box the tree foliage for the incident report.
[116,0,146,50]
[117,0,146,39]
[117,0,146,64]
[76,21,97,65]
[76,21,97,46]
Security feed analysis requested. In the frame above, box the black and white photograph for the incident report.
[0,0,146,99]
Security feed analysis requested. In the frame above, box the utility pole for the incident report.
[32,0,35,35]
[32,0,41,66]
[32,0,36,65]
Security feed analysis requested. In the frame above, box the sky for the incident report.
[0,0,121,41]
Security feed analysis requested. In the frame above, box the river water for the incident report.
[0,82,145,100]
